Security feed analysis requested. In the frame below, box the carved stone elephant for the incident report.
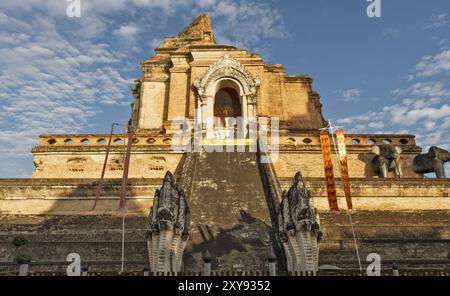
[413,146,450,178]
[371,144,403,178]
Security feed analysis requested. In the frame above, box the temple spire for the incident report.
[178,13,216,43]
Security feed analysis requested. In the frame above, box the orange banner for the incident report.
[320,132,339,211]
[336,129,353,210]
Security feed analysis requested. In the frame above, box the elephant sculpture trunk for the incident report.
[413,146,450,178]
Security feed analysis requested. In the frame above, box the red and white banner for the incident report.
[336,129,353,210]
[319,132,339,211]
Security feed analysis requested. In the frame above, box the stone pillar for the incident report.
[241,95,248,138]
[268,263,276,276]
[247,96,257,138]
[167,55,190,121]
[199,95,207,130]
[199,95,208,130]
[19,264,29,276]
[196,99,202,129]
[202,251,212,276]
[248,102,255,122]
[392,263,399,276]
[205,96,215,138]
[268,249,277,276]
[138,82,167,130]
[248,100,257,144]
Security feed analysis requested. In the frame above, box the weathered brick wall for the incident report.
[0,179,160,215]
[1,210,448,273]
[31,133,423,179]
[1,178,449,272]
[0,215,149,272]
[2,178,448,215]
[317,211,450,270]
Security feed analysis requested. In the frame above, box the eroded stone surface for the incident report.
[183,151,277,272]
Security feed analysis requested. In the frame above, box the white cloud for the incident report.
[192,0,285,50]
[195,0,216,8]
[337,70,450,156]
[383,28,400,39]
[0,0,285,49]
[415,50,450,77]
[423,121,436,131]
[0,0,186,17]
[0,11,131,177]
[339,88,362,103]
[148,37,162,49]
[416,130,447,147]
[368,121,384,130]
[443,118,450,129]
[0,0,286,177]
[424,13,448,29]
[388,104,450,125]
[336,98,450,153]
[392,81,450,97]
[114,24,140,37]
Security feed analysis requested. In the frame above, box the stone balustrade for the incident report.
[37,133,417,148]
[280,134,416,147]
[37,134,175,148]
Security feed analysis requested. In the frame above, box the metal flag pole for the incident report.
[327,120,363,272]
[121,208,125,274]
[119,123,134,274]
[92,122,119,210]
[120,125,127,275]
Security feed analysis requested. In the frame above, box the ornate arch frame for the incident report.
[194,55,261,131]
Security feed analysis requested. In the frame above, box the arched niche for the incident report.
[212,78,243,129]
[194,55,260,134]
[214,87,241,121]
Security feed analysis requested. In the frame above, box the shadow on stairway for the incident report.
[184,210,277,272]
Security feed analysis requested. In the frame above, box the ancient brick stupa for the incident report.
[0,14,449,275]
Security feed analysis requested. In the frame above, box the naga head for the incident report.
[293,171,303,187]
[156,208,174,230]
[279,230,288,242]
[164,171,175,185]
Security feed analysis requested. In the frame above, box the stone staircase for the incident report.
[180,149,282,272]
[300,231,319,271]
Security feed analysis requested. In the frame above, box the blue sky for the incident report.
[0,0,449,177]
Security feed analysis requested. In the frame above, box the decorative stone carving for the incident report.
[194,54,261,100]
[371,144,403,178]
[278,171,321,274]
[33,158,43,172]
[413,146,450,178]
[148,157,166,172]
[131,80,141,101]
[66,157,87,172]
[108,157,124,172]
[197,94,209,106]
[247,95,257,104]
[130,80,141,128]
[147,171,190,273]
